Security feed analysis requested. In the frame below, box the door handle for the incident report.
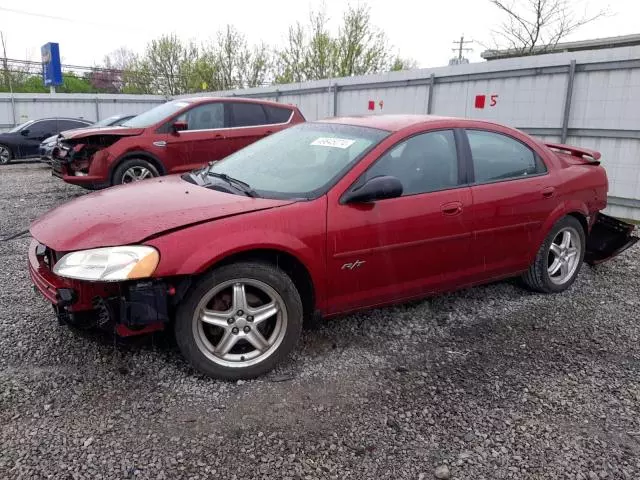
[441,201,463,216]
[542,187,555,198]
[214,134,224,139]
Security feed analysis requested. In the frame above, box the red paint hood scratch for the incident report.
[30,175,295,251]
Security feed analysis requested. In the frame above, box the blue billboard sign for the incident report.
[41,42,63,87]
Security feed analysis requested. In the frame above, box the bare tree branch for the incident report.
[488,0,608,56]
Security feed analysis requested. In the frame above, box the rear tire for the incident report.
[0,144,12,165]
[112,158,159,185]
[174,262,303,380]
[522,216,585,293]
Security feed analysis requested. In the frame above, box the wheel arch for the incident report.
[528,202,590,265]
[0,141,14,157]
[200,248,316,324]
[110,150,166,183]
[566,211,589,236]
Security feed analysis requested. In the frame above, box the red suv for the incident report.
[51,97,305,189]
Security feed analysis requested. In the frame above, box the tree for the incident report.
[0,32,39,93]
[57,73,96,93]
[305,9,336,80]
[144,34,198,95]
[242,43,272,88]
[275,23,307,84]
[96,48,146,93]
[214,25,246,90]
[334,4,389,77]
[488,0,607,55]
[389,56,418,71]
[274,4,415,84]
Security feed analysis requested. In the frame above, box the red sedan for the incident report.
[29,115,638,379]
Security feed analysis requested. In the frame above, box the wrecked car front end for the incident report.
[28,239,176,335]
[51,128,142,189]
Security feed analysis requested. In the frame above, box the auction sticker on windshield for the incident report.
[310,137,356,149]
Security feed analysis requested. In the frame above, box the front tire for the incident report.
[174,262,303,380]
[522,216,585,293]
[0,144,12,165]
[112,158,159,185]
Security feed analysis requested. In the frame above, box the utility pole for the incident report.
[0,31,17,126]
[453,35,474,60]
[449,35,473,66]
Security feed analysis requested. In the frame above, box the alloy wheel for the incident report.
[547,226,581,285]
[0,146,10,164]
[192,278,288,368]
[121,166,152,183]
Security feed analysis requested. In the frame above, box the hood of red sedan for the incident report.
[30,175,295,251]
[61,126,144,139]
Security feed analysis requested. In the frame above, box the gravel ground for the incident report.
[1,161,640,480]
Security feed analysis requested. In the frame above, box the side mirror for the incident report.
[172,121,188,133]
[342,175,403,204]
[20,129,30,136]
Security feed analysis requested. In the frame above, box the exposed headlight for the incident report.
[53,246,159,282]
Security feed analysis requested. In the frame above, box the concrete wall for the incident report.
[181,45,640,219]
[0,93,165,131]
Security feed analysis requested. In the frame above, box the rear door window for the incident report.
[466,130,547,183]
[229,102,268,127]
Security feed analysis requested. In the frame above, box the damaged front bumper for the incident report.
[51,159,108,189]
[585,213,639,265]
[29,239,174,336]
[50,143,111,189]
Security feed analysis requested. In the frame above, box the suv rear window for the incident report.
[230,103,267,127]
[264,105,293,124]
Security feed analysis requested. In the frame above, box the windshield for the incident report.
[8,120,35,133]
[206,123,389,199]
[121,100,192,128]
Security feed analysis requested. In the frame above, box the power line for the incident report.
[452,35,474,60]
[0,6,80,23]
[4,58,194,82]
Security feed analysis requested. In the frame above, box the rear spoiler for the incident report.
[545,142,601,163]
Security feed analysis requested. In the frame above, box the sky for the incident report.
[0,0,639,70]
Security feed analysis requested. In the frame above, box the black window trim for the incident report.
[157,100,295,134]
[228,102,295,129]
[462,128,549,186]
[228,102,268,129]
[263,104,296,125]
[340,127,471,204]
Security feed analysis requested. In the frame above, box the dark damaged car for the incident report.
[51,97,305,189]
[30,116,638,380]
